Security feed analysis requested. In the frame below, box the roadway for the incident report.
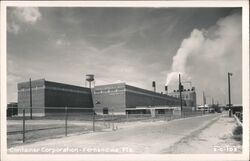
[8,113,240,154]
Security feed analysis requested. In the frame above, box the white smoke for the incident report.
[166,12,241,89]
[166,29,204,85]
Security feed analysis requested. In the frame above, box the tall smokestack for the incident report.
[152,81,156,92]
[165,85,168,94]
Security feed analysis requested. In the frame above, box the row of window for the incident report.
[46,86,90,94]
[18,86,45,92]
[94,88,125,94]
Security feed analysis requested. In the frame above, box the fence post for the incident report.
[112,108,115,131]
[22,109,25,143]
[65,106,68,136]
[92,109,95,132]
[103,114,106,127]
[107,113,110,128]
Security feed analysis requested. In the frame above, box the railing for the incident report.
[233,112,243,126]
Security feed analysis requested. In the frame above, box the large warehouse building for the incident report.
[92,83,181,115]
[18,79,93,116]
[17,79,194,116]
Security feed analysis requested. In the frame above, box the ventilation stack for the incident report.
[152,81,156,92]
[165,85,168,95]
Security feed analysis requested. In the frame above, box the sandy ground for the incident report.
[165,112,242,154]
[8,113,239,154]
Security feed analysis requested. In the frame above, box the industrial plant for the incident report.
[17,75,197,116]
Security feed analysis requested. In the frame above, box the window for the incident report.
[95,90,101,94]
[103,108,109,114]
[102,89,109,93]
[110,89,116,92]
[117,88,124,92]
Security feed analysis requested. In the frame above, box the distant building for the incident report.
[18,79,93,116]
[225,104,242,114]
[7,102,18,117]
[168,87,197,110]
[197,104,215,113]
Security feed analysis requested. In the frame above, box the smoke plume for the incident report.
[166,11,242,91]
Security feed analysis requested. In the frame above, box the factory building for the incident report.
[92,83,181,115]
[17,79,93,116]
[168,87,197,111]
[17,79,185,116]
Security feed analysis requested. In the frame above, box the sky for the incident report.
[7,7,242,105]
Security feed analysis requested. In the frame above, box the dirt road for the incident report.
[8,113,239,154]
[165,113,242,153]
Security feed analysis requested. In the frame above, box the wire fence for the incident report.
[7,107,211,147]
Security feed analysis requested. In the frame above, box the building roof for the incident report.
[18,79,90,91]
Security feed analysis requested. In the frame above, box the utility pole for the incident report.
[179,74,183,112]
[228,72,233,117]
[203,91,206,106]
[29,78,32,120]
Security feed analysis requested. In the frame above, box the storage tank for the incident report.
[85,74,95,88]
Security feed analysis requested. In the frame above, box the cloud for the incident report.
[13,7,42,24]
[7,7,42,34]
[55,39,71,47]
[7,22,20,34]
[7,8,241,104]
